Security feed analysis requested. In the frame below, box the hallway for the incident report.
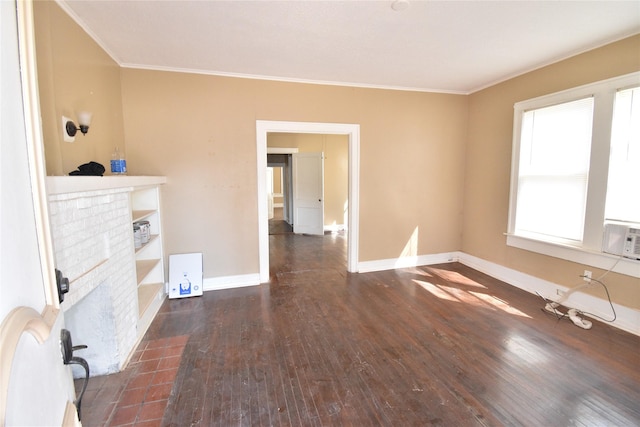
[78,231,640,426]
[269,207,293,235]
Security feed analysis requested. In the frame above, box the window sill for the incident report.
[505,233,640,278]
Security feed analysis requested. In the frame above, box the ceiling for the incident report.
[58,0,640,94]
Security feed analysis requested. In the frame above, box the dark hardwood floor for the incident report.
[269,207,293,235]
[80,230,640,426]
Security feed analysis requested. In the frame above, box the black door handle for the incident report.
[56,269,69,303]
[61,329,89,421]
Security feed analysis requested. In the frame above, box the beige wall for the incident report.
[268,133,349,227]
[464,35,640,308]
[119,70,468,277]
[34,1,125,176]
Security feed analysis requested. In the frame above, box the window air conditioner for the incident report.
[602,223,640,260]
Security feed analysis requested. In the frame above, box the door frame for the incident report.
[256,121,360,282]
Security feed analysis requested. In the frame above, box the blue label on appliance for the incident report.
[180,275,192,295]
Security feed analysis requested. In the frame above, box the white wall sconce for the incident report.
[62,111,92,142]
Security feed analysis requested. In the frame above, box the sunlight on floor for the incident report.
[413,279,459,302]
[413,273,532,319]
[427,267,488,289]
[402,266,433,278]
[470,291,531,318]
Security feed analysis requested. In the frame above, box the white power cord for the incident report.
[543,301,593,329]
[541,256,621,330]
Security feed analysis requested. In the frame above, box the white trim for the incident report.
[257,127,269,282]
[18,0,58,309]
[203,274,261,291]
[458,253,640,336]
[324,224,346,233]
[47,176,167,195]
[513,72,640,111]
[267,147,299,154]
[54,0,123,65]
[120,63,468,95]
[506,234,640,278]
[256,120,360,283]
[358,252,459,273]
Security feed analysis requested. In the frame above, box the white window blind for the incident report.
[605,86,640,224]
[515,97,594,242]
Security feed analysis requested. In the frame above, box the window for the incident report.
[515,97,594,243]
[605,86,640,224]
[508,72,640,276]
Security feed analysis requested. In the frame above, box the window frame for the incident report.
[507,72,640,278]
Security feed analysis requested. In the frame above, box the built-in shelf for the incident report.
[135,234,160,255]
[135,259,161,284]
[138,283,164,318]
[130,184,166,340]
[132,210,156,223]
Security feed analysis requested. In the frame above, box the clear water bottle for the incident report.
[111,147,127,175]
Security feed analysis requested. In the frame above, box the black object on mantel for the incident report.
[69,161,105,176]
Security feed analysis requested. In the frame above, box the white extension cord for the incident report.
[544,302,593,329]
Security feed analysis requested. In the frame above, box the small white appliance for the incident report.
[169,253,203,299]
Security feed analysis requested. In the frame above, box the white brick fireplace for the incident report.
[47,176,166,377]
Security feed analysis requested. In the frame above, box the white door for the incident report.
[1,1,79,425]
[292,152,324,235]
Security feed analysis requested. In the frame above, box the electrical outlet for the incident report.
[583,270,592,282]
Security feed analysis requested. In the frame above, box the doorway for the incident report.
[256,121,360,282]
[267,149,296,227]
[267,156,293,235]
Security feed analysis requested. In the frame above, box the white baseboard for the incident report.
[358,252,459,273]
[203,273,262,291]
[456,252,639,336]
[324,223,346,232]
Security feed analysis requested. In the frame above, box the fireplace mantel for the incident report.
[46,175,167,195]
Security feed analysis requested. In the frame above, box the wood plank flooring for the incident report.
[268,208,293,235]
[80,230,640,426]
